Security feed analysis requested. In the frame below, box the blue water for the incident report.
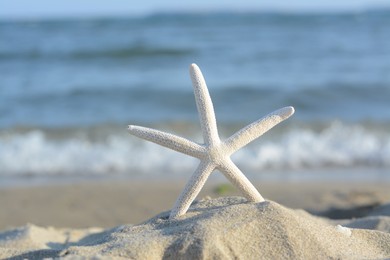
[1,11,390,179]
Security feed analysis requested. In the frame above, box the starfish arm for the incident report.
[218,159,265,202]
[170,161,215,219]
[190,64,220,145]
[224,106,294,154]
[128,125,205,159]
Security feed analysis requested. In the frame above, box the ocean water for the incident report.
[1,11,390,181]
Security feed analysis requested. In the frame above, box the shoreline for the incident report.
[1,167,389,189]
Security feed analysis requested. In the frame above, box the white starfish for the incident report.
[128,63,294,219]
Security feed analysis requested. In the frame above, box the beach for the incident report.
[1,179,390,258]
[1,179,390,230]
[1,10,390,259]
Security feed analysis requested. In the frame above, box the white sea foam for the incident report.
[235,121,390,172]
[0,122,389,177]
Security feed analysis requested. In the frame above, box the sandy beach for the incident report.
[1,179,390,259]
[2,5,390,258]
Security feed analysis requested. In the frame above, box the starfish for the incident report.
[128,64,294,219]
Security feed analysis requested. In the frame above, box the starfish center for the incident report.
[206,144,228,165]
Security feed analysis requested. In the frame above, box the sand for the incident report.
[1,180,389,229]
[0,180,390,259]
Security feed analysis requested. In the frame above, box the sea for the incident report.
[1,11,390,184]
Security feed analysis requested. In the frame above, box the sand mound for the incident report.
[1,197,390,259]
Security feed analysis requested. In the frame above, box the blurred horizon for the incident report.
[1,0,390,20]
[2,8,390,22]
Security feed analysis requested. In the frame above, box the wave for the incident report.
[0,46,194,61]
[6,83,390,101]
[2,83,390,128]
[0,122,389,177]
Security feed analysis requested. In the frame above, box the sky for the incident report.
[1,0,390,20]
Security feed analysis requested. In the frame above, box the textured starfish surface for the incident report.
[128,64,294,219]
